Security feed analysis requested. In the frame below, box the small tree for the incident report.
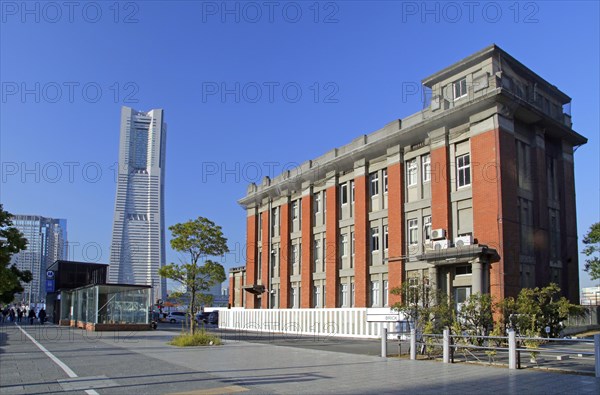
[497,283,582,337]
[455,293,494,345]
[0,205,32,304]
[159,217,228,334]
[583,222,600,281]
[391,277,453,339]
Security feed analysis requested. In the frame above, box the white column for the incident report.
[472,259,482,295]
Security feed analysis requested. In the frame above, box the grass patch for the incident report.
[169,330,223,347]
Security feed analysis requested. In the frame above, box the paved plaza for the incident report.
[1,322,599,394]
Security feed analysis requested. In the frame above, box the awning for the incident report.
[242,284,265,295]
[417,244,500,266]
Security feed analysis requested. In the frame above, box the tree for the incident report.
[455,293,494,343]
[582,222,600,281]
[391,277,453,335]
[0,205,32,304]
[497,283,583,337]
[159,217,228,334]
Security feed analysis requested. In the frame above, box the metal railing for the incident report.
[380,328,600,378]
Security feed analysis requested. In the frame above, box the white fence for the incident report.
[219,308,403,339]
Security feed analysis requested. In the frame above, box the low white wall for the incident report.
[219,308,402,339]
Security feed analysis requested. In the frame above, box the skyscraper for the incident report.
[109,107,167,300]
[11,215,67,304]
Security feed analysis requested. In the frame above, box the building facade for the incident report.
[11,215,67,304]
[109,107,167,300]
[232,45,586,310]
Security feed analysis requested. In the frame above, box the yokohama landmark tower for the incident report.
[109,107,167,299]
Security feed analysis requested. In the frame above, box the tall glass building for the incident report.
[109,107,167,300]
[11,215,68,304]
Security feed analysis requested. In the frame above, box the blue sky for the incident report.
[1,1,599,290]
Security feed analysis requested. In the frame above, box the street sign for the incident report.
[46,270,54,279]
[366,308,401,322]
[46,279,55,293]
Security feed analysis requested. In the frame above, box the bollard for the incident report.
[595,334,600,378]
[381,327,388,358]
[410,328,416,360]
[443,329,450,363]
[508,330,516,370]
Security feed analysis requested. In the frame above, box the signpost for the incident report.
[366,308,401,322]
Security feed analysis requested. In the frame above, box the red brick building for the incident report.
[229,45,586,310]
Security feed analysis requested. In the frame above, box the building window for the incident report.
[369,172,379,196]
[408,219,418,245]
[292,200,298,220]
[406,159,417,186]
[351,232,355,256]
[340,183,348,205]
[313,285,321,308]
[341,284,349,307]
[549,208,561,260]
[271,248,279,277]
[257,249,262,281]
[291,244,297,265]
[314,193,321,213]
[383,225,389,251]
[453,77,467,100]
[384,280,388,307]
[456,265,472,275]
[271,207,279,235]
[341,233,349,258]
[456,154,471,188]
[351,282,355,307]
[516,140,531,190]
[313,239,321,272]
[350,180,355,202]
[323,237,327,263]
[258,214,262,240]
[383,168,388,193]
[423,215,432,241]
[371,281,380,307]
[371,227,380,252]
[422,154,431,182]
[291,287,298,308]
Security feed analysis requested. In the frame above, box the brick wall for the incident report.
[354,175,368,307]
[431,146,451,232]
[325,185,339,307]
[387,162,404,305]
[261,210,270,308]
[301,194,313,307]
[245,214,257,308]
[280,203,290,308]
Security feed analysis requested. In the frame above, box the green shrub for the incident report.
[169,330,222,347]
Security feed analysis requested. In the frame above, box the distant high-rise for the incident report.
[11,215,67,304]
[109,107,167,300]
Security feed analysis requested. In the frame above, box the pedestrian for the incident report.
[38,308,47,325]
[8,308,15,322]
[16,308,22,323]
[28,308,36,325]
[1,307,8,323]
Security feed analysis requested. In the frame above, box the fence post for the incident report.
[381,327,387,358]
[508,330,517,370]
[443,329,450,363]
[410,328,416,360]
[595,334,600,378]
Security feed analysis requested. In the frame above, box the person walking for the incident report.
[8,308,15,322]
[28,308,36,325]
[16,308,23,323]
[1,307,8,323]
[38,308,47,325]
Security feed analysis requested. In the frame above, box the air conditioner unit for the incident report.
[431,229,446,240]
[432,240,449,250]
[454,235,473,247]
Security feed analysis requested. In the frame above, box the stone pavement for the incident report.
[1,322,599,394]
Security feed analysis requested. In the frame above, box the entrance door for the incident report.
[454,286,471,312]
